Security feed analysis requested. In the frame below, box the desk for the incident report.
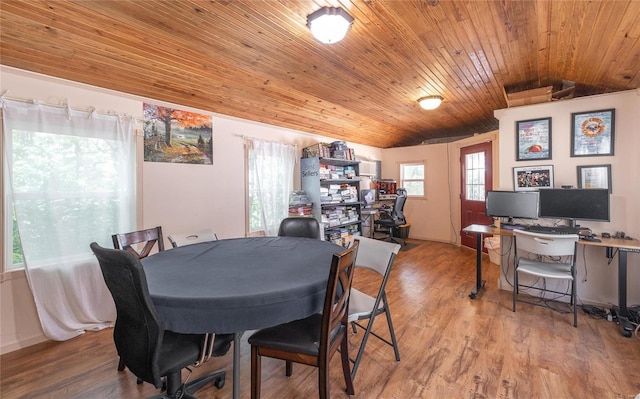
[461,224,513,299]
[462,224,640,337]
[142,236,343,399]
[574,237,640,337]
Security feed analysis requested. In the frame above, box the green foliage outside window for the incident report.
[12,211,23,265]
[8,130,124,267]
[401,163,425,196]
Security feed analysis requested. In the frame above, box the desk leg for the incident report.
[616,250,634,338]
[232,332,243,399]
[469,233,485,299]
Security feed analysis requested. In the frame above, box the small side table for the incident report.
[361,208,378,238]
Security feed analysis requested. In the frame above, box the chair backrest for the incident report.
[321,240,359,352]
[352,236,400,276]
[277,217,321,239]
[168,228,218,248]
[112,226,165,259]
[513,229,578,257]
[89,242,164,388]
[386,189,407,224]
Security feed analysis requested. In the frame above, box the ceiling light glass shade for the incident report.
[418,95,444,110]
[307,7,354,44]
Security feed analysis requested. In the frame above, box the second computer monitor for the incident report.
[485,190,539,224]
[538,188,609,226]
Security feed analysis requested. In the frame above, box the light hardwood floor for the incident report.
[1,240,639,399]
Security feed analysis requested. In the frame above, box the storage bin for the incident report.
[484,236,501,265]
[392,223,411,239]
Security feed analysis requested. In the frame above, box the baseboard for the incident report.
[1,333,48,355]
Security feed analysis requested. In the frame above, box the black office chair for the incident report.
[111,226,165,377]
[90,242,232,399]
[277,217,321,239]
[374,188,407,245]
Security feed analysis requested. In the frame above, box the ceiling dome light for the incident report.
[307,7,354,44]
[418,95,444,110]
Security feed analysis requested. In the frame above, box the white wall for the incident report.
[381,132,499,244]
[381,143,451,242]
[0,66,381,353]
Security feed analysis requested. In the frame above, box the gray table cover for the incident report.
[143,236,343,334]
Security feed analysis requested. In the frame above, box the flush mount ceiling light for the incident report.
[418,95,444,110]
[307,6,354,44]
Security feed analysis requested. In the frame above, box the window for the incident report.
[246,139,297,236]
[3,100,136,272]
[400,162,425,196]
[465,152,485,201]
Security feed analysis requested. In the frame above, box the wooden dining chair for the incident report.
[112,226,165,259]
[248,240,359,399]
[111,226,165,377]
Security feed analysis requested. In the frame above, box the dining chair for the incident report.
[112,226,165,259]
[90,242,231,399]
[248,240,359,399]
[512,229,579,327]
[111,226,165,377]
[168,228,218,248]
[347,236,401,380]
[277,216,321,239]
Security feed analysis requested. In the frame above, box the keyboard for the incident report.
[525,225,579,235]
[500,223,525,230]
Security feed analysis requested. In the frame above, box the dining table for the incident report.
[142,236,344,399]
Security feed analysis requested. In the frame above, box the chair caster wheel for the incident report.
[214,376,225,389]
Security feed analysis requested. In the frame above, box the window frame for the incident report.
[244,139,297,237]
[463,151,487,201]
[2,105,140,274]
[399,161,426,198]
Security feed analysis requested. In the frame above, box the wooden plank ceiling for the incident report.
[1,0,639,148]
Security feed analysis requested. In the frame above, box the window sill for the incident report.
[1,268,26,283]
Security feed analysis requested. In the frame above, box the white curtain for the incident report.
[2,99,136,341]
[247,138,297,236]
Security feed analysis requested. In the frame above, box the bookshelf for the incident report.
[300,157,362,246]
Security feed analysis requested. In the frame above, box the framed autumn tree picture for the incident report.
[143,103,213,164]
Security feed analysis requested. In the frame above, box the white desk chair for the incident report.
[168,228,219,248]
[348,236,401,380]
[513,229,579,327]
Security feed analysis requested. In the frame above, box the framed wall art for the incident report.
[143,103,213,164]
[570,108,615,157]
[577,164,612,193]
[516,117,552,161]
[513,165,554,191]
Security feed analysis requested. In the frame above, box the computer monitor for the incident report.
[485,190,539,224]
[360,189,376,208]
[538,188,610,227]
